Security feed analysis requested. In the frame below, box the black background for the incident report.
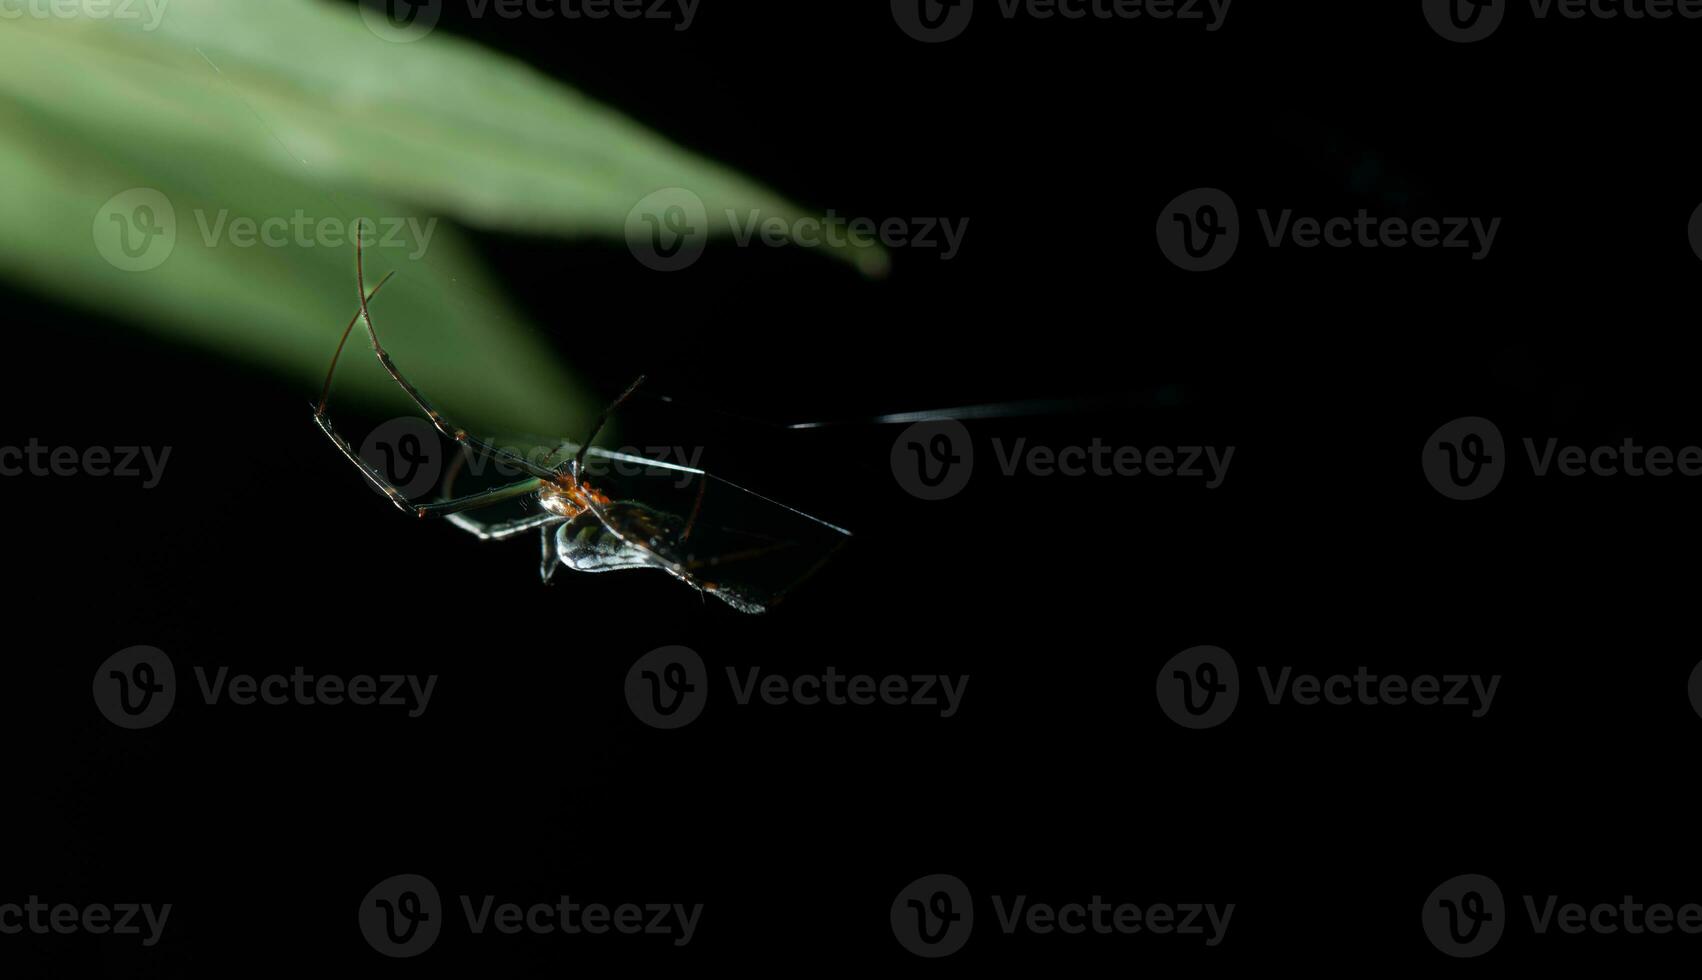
[8,0,1702,973]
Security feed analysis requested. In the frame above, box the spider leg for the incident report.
[446,511,564,542]
[348,222,559,482]
[314,408,543,517]
[314,244,557,515]
[571,374,647,484]
[439,444,569,541]
[315,270,395,415]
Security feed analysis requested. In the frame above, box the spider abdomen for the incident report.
[553,514,656,574]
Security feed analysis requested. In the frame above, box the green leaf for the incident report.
[0,0,879,434]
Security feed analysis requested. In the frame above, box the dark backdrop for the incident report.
[8,0,1701,973]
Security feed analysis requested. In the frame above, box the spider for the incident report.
[311,228,849,613]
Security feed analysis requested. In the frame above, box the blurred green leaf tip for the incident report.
[0,0,882,434]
